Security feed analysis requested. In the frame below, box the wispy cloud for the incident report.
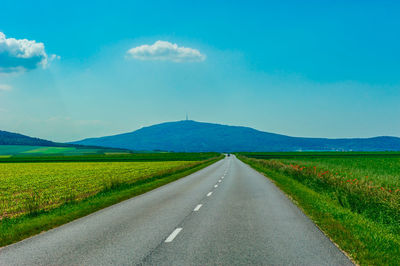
[0,32,58,73]
[0,84,12,91]
[126,41,206,62]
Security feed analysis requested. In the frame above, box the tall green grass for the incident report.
[238,154,400,265]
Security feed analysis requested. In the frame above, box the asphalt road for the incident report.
[0,156,353,265]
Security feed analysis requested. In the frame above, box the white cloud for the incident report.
[50,54,61,61]
[0,84,12,91]
[0,32,58,73]
[126,41,206,62]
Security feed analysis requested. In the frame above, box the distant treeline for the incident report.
[0,130,64,147]
[0,152,221,163]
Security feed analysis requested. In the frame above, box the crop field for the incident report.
[239,152,400,264]
[256,156,400,225]
[280,156,400,188]
[243,153,400,197]
[0,145,129,156]
[0,160,199,219]
[0,150,219,163]
[0,152,221,246]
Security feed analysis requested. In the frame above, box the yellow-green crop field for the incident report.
[0,161,196,219]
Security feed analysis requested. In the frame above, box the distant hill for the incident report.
[72,120,400,152]
[0,130,64,147]
[0,130,132,157]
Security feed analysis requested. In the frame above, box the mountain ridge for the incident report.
[0,130,65,147]
[72,120,400,152]
[0,130,127,151]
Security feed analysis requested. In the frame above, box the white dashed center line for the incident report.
[207,192,212,197]
[165,228,183,243]
[218,180,222,183]
[214,184,218,188]
[193,204,202,211]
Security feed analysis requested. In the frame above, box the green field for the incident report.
[0,161,197,219]
[0,145,217,163]
[0,152,222,246]
[0,145,129,156]
[239,152,400,265]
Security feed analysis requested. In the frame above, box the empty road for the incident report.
[0,156,352,265]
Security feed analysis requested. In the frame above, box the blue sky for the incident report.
[0,0,399,142]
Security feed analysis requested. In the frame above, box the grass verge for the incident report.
[238,155,400,266]
[0,155,222,247]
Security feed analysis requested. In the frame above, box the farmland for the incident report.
[238,152,400,265]
[0,145,129,156]
[0,152,222,246]
[0,161,197,218]
[0,148,217,163]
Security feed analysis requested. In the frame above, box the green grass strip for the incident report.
[238,156,400,266]
[0,156,223,247]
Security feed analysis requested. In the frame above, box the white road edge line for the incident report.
[193,204,202,211]
[207,192,212,197]
[165,228,183,243]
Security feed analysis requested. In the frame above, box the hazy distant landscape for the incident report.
[72,120,400,152]
[2,120,400,154]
